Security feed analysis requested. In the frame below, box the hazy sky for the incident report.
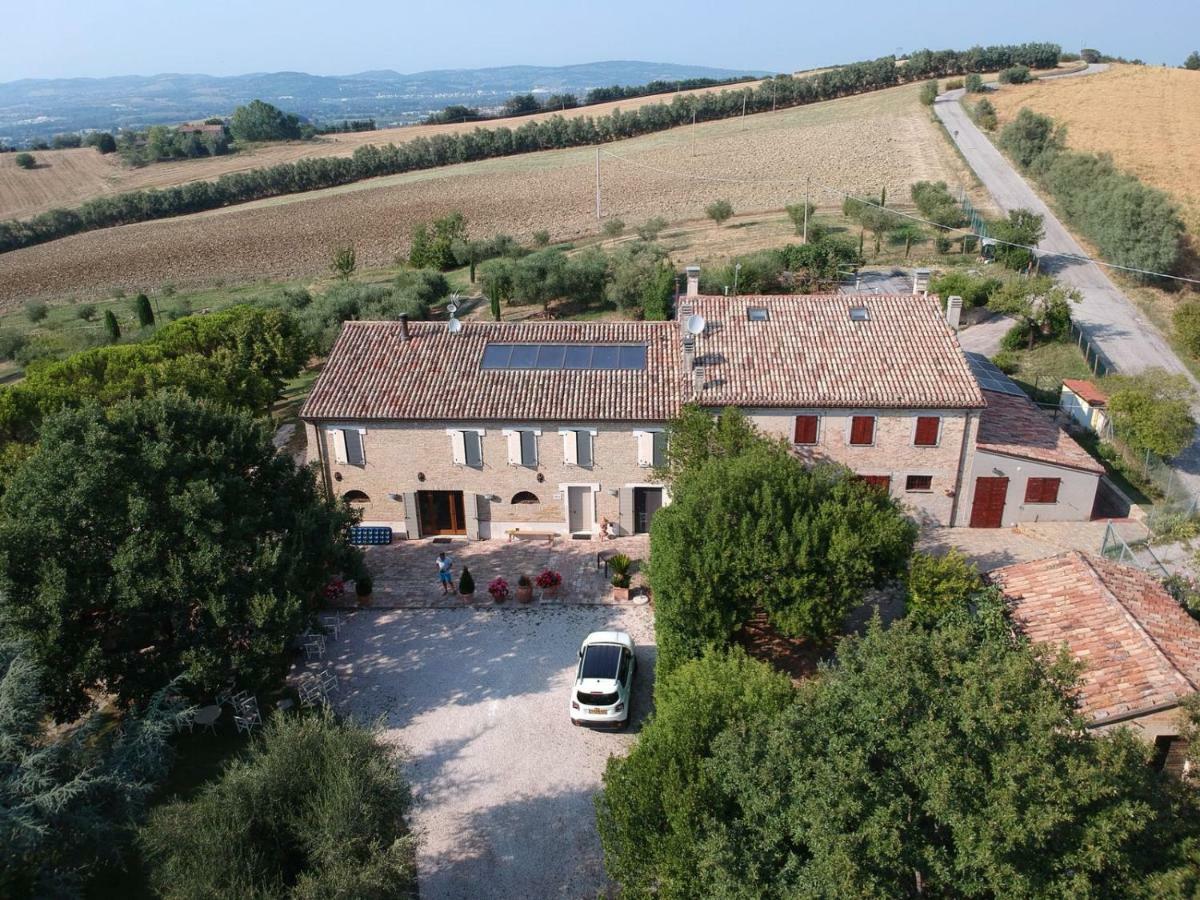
[3,0,1198,82]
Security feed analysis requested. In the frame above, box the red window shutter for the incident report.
[914,416,940,446]
[850,415,875,446]
[860,474,891,492]
[1024,478,1061,503]
[794,415,818,444]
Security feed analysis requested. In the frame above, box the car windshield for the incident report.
[580,644,621,680]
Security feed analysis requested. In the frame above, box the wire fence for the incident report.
[1100,520,1169,578]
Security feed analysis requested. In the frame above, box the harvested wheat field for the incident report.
[991,64,1200,235]
[0,79,774,222]
[0,82,986,306]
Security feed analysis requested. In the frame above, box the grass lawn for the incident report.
[1003,339,1094,404]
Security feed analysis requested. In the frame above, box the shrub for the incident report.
[1104,371,1197,458]
[964,73,985,92]
[531,229,551,247]
[0,330,28,361]
[329,244,356,279]
[356,574,373,596]
[459,567,475,594]
[919,79,939,105]
[933,234,952,253]
[705,199,734,226]
[228,99,302,142]
[1175,302,1200,358]
[998,64,1032,84]
[1162,574,1200,620]
[24,300,48,323]
[602,218,625,238]
[1001,323,1031,351]
[905,550,982,626]
[607,553,632,577]
[929,271,1000,307]
[991,349,1019,373]
[910,180,964,227]
[141,712,418,898]
[75,302,98,321]
[635,216,668,241]
[990,208,1045,270]
[408,212,467,270]
[973,97,998,130]
[999,108,1063,170]
[943,77,964,90]
[785,201,816,235]
[14,152,35,169]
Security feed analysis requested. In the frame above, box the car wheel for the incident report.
[571,718,580,727]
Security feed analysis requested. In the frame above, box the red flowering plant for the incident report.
[322,578,346,602]
[487,577,510,601]
[535,570,562,589]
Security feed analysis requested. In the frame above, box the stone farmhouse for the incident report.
[301,272,1105,539]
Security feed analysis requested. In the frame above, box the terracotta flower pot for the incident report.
[611,586,631,603]
[357,592,373,608]
[541,585,560,600]
[516,585,534,603]
[460,590,475,601]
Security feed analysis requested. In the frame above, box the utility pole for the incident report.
[741,94,747,129]
[733,263,741,297]
[803,177,810,244]
[772,79,777,112]
[691,110,697,156]
[594,147,601,220]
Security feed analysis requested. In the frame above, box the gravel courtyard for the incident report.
[325,604,655,899]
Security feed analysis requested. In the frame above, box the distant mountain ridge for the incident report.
[0,60,771,145]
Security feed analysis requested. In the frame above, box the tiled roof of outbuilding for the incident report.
[976,389,1105,474]
[689,294,985,410]
[990,552,1200,723]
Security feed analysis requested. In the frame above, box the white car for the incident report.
[570,631,636,728]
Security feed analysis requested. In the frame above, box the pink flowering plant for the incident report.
[322,578,346,602]
[535,570,562,589]
[487,577,510,601]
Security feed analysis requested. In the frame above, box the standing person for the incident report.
[436,551,454,595]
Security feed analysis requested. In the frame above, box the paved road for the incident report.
[935,67,1200,494]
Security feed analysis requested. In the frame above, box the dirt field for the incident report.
[0,79,775,222]
[0,82,985,306]
[991,64,1200,235]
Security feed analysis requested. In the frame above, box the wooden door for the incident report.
[418,491,466,535]
[969,477,1008,528]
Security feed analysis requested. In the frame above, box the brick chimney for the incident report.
[685,265,700,298]
[399,314,410,341]
[945,295,963,330]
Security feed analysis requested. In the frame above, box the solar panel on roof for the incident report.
[480,343,647,371]
[964,352,1026,397]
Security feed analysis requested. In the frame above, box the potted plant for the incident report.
[488,577,510,603]
[322,577,346,605]
[535,569,562,599]
[608,553,632,602]
[355,574,374,608]
[515,575,534,603]
[459,567,475,599]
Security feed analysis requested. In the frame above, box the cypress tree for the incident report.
[134,293,155,328]
[103,310,121,343]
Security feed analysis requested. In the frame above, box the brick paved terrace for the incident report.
[341,535,651,609]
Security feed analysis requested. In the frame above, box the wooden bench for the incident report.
[506,529,557,545]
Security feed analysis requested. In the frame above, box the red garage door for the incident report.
[969,477,1008,528]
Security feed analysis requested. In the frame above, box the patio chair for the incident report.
[236,695,260,719]
[233,711,261,735]
[304,634,326,661]
[298,680,327,709]
[319,613,343,640]
[317,669,338,695]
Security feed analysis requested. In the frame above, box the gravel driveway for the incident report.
[327,604,655,899]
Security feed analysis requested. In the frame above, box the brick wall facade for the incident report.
[307,420,668,538]
[748,408,979,526]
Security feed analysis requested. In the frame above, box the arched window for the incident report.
[343,490,370,504]
[510,491,540,505]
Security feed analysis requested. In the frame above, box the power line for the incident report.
[595,147,1200,286]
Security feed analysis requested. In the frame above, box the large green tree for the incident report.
[141,711,418,898]
[0,642,185,898]
[651,413,916,675]
[987,275,1078,348]
[228,99,302,142]
[1104,371,1198,458]
[598,598,1200,898]
[0,393,358,719]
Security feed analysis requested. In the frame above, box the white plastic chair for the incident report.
[299,680,326,708]
[319,613,343,640]
[304,635,326,661]
[318,669,338,695]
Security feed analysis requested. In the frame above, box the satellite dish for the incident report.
[685,314,706,336]
[446,292,460,315]
[447,317,463,334]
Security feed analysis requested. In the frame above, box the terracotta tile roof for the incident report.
[1062,379,1109,407]
[689,294,985,410]
[301,293,986,422]
[990,551,1200,723]
[300,319,686,422]
[976,389,1105,474]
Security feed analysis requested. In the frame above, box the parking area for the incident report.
[322,603,655,899]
